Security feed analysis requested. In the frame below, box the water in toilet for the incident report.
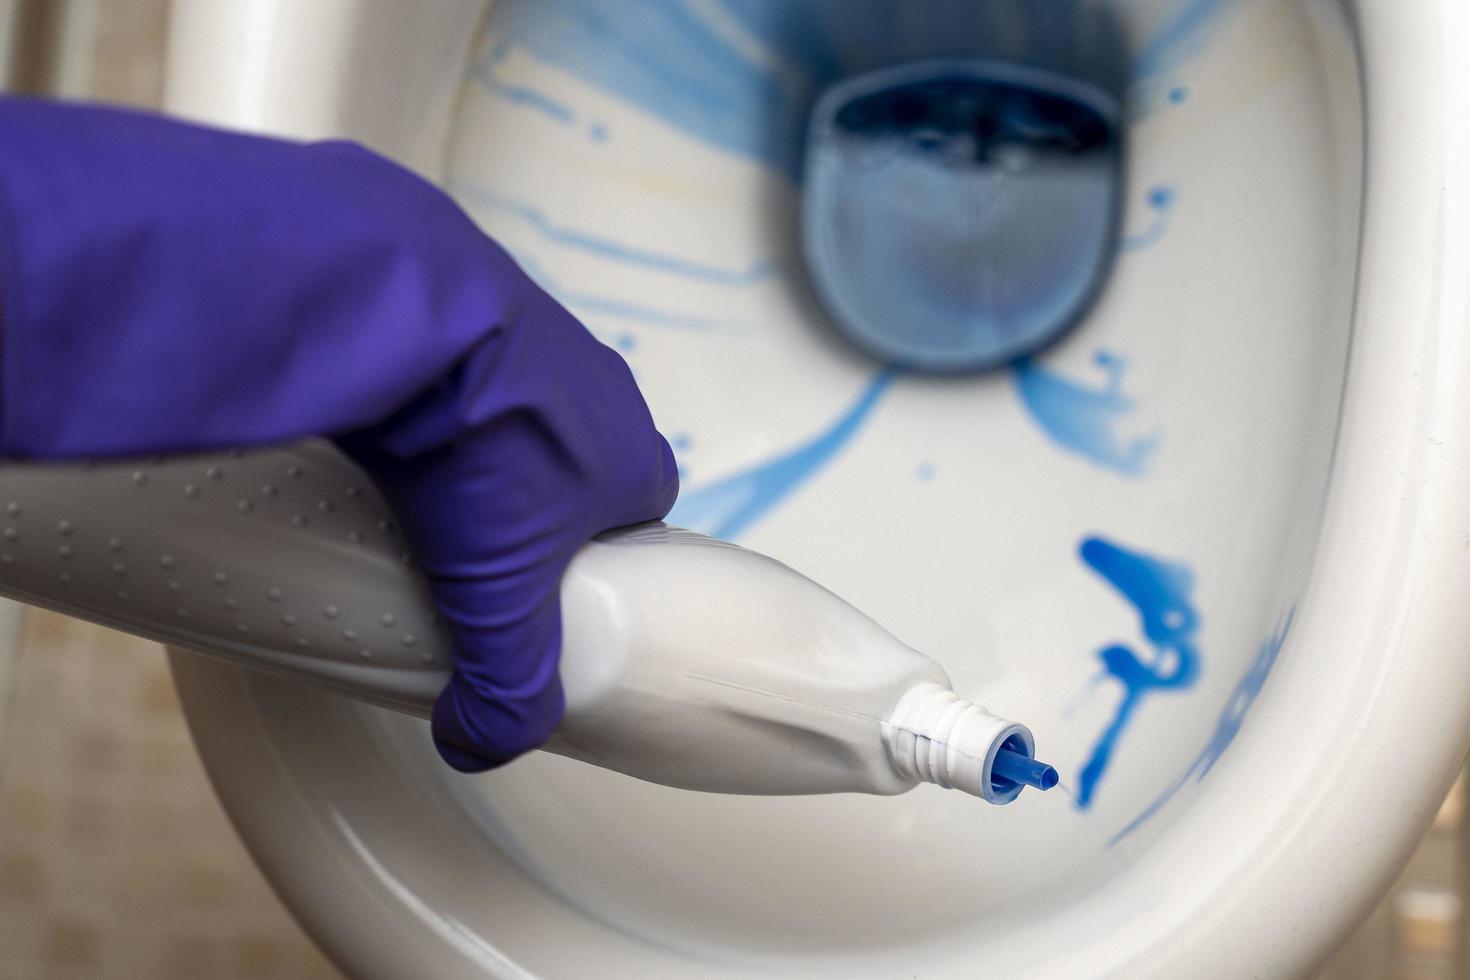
[802,57,1123,371]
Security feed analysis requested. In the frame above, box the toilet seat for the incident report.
[163,2,1470,976]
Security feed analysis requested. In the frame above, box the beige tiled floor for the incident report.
[0,610,343,980]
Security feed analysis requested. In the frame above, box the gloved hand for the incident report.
[0,97,679,771]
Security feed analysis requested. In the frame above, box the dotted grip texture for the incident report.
[0,441,453,717]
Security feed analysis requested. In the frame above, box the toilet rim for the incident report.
[162,2,1470,977]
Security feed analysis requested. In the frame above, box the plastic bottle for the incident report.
[0,441,1054,803]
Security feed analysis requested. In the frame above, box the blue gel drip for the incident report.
[1012,350,1159,476]
[1074,537,1200,809]
[668,368,897,540]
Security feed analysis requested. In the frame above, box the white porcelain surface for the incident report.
[164,1,1470,977]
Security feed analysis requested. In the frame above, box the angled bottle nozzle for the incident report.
[992,740,1059,792]
[884,684,1057,804]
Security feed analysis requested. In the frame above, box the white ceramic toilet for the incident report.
[158,1,1470,976]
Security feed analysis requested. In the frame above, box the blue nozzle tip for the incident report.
[992,745,1059,792]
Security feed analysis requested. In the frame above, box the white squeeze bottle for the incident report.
[0,441,1055,804]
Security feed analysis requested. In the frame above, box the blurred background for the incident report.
[0,1,1461,978]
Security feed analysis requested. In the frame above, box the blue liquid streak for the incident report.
[1075,536,1200,809]
[1124,0,1228,124]
[559,294,728,331]
[1132,0,1233,81]
[1012,351,1159,476]
[503,252,726,334]
[486,0,812,177]
[1110,609,1293,843]
[450,182,776,288]
[470,43,578,125]
[1119,185,1176,253]
[484,1,1204,178]
[669,369,898,539]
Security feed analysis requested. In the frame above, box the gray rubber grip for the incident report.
[0,441,453,716]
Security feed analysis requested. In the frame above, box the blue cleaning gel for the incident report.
[668,369,897,540]
[1110,609,1292,843]
[1127,0,1228,123]
[1012,350,1159,476]
[504,250,734,335]
[1132,0,1233,83]
[1075,537,1200,809]
[449,183,775,289]
[470,43,578,126]
[1120,185,1176,253]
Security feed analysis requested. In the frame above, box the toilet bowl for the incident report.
[160,1,1470,976]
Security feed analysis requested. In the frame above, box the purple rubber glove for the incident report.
[0,97,679,770]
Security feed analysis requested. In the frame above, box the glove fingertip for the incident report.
[432,737,498,774]
[429,665,564,773]
[656,434,681,516]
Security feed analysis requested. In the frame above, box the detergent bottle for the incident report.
[0,441,1053,803]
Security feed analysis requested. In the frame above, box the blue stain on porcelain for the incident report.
[701,1,848,82]
[476,0,1224,178]
[450,183,777,288]
[1132,0,1233,82]
[484,0,812,177]
[559,294,733,331]
[1075,537,1200,809]
[1126,0,1229,122]
[1148,185,1175,209]
[1120,184,1176,253]
[468,36,616,147]
[470,43,579,126]
[483,1,1131,180]
[669,369,897,540]
[497,251,728,336]
[915,462,934,482]
[1128,75,1199,123]
[1012,350,1159,476]
[1110,609,1293,843]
